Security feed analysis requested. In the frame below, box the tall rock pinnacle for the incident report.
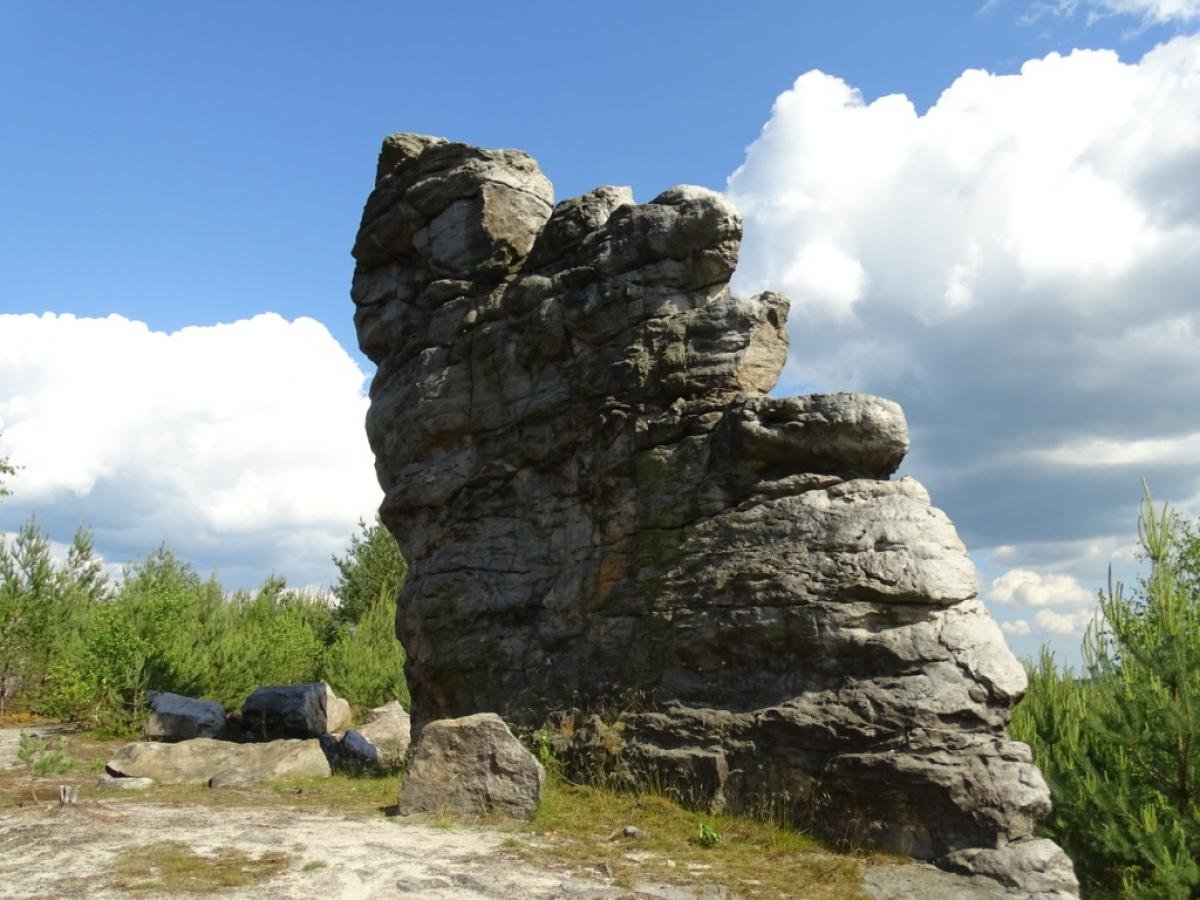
[350,134,1078,897]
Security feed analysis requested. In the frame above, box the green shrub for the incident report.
[17,730,76,775]
[1014,489,1200,898]
[0,514,410,727]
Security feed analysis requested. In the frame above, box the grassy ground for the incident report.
[0,727,882,898]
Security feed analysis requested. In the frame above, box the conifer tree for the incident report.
[330,517,407,625]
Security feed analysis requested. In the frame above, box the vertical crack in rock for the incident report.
[350,134,1078,896]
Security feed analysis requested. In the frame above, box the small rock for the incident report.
[97,773,154,791]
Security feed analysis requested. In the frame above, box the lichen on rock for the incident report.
[350,133,1078,896]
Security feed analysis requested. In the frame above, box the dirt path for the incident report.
[0,801,730,899]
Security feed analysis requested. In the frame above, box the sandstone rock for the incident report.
[96,773,154,791]
[143,691,226,741]
[942,839,1080,899]
[351,134,1075,894]
[106,738,330,785]
[396,713,544,820]
[364,699,406,724]
[208,768,260,789]
[338,706,411,771]
[241,683,351,739]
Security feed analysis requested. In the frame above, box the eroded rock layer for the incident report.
[350,134,1076,893]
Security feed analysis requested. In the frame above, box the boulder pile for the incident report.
[104,682,407,787]
[349,133,1077,895]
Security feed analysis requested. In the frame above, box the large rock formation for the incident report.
[350,133,1076,893]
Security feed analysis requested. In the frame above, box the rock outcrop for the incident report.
[396,713,545,820]
[350,133,1076,893]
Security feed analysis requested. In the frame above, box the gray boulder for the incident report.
[143,691,226,741]
[364,699,406,724]
[350,133,1075,895]
[338,707,411,771]
[96,773,154,791]
[396,713,544,820]
[106,737,330,785]
[241,682,351,739]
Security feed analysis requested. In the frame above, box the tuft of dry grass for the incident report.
[105,841,291,893]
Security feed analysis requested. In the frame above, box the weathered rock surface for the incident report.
[396,713,544,820]
[208,768,260,789]
[143,691,226,741]
[96,773,154,791]
[351,133,1076,895]
[338,705,411,771]
[106,738,330,784]
[364,699,407,724]
[241,682,351,739]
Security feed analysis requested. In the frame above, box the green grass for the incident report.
[514,777,871,899]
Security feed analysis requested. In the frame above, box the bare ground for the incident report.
[0,801,693,899]
[0,727,728,899]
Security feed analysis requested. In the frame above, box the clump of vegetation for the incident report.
[106,841,291,894]
[0,514,408,730]
[16,730,76,775]
[696,822,721,848]
[1013,489,1200,898]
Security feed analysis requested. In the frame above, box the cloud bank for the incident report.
[0,313,381,587]
[728,35,1200,645]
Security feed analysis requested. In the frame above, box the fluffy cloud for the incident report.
[0,313,381,587]
[727,36,1200,607]
[1034,608,1101,634]
[988,568,1098,607]
[1001,619,1033,636]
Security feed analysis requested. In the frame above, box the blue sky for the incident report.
[2,1,1198,665]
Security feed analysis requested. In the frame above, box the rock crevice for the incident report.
[350,133,1077,896]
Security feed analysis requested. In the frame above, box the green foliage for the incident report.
[331,517,407,625]
[0,514,410,728]
[322,582,409,713]
[17,730,76,775]
[696,822,721,848]
[1013,489,1200,898]
[0,450,13,499]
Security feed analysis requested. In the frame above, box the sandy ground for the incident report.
[0,801,686,899]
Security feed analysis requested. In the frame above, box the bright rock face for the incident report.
[350,134,1075,887]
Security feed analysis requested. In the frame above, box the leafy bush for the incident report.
[1013,490,1200,898]
[0,515,410,730]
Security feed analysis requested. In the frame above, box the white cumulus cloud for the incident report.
[1034,607,1101,635]
[1001,619,1033,636]
[988,568,1098,607]
[727,35,1200,613]
[0,313,381,587]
